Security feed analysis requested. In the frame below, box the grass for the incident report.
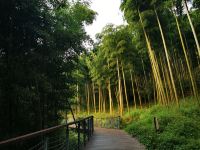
[122,98,200,150]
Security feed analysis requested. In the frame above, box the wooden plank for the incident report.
[83,128,146,150]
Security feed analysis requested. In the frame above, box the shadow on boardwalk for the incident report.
[83,127,146,150]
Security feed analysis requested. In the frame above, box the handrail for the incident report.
[0,124,65,145]
[0,116,94,147]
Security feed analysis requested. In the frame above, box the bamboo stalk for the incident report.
[153,51,167,104]
[130,70,137,109]
[173,11,198,99]
[155,8,179,106]
[108,79,113,115]
[184,0,200,59]
[138,10,167,105]
[102,90,106,113]
[134,74,142,109]
[142,59,150,105]
[92,83,96,113]
[77,84,79,114]
[117,58,123,116]
[122,63,130,113]
[115,88,120,115]
[87,83,90,115]
[85,83,87,112]
[101,88,103,113]
[98,85,101,113]
[159,56,170,105]
[107,62,113,115]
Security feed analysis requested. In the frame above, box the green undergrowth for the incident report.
[75,111,120,119]
[123,98,200,150]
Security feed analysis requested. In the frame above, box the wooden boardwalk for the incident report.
[83,128,146,150]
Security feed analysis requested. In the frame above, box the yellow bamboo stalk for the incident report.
[76,84,79,114]
[134,75,142,109]
[155,8,179,106]
[153,51,167,104]
[175,50,186,99]
[101,89,103,112]
[107,62,113,115]
[138,10,167,105]
[130,70,137,109]
[98,85,101,113]
[115,88,120,114]
[117,58,123,116]
[102,91,106,113]
[174,57,185,99]
[152,76,157,105]
[164,61,175,104]
[87,83,90,115]
[108,79,113,115]
[141,59,149,105]
[85,83,87,113]
[159,56,170,105]
[122,64,130,113]
[184,0,200,59]
[180,59,186,78]
[173,12,198,99]
[92,83,96,113]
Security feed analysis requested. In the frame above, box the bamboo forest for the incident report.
[0,0,200,150]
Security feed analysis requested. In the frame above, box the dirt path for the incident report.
[83,127,146,150]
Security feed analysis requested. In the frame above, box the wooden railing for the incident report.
[94,116,121,129]
[0,116,94,150]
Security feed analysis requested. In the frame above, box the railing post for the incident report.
[83,120,86,146]
[66,124,69,150]
[117,116,120,129]
[87,119,90,141]
[44,137,48,150]
[77,122,80,150]
[89,118,91,137]
[110,118,112,128]
[90,117,92,136]
[91,116,94,134]
[95,118,97,127]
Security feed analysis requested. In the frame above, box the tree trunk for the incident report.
[159,56,170,105]
[139,10,167,105]
[98,85,101,113]
[93,83,96,113]
[77,84,79,114]
[141,59,149,105]
[108,79,113,115]
[184,0,200,59]
[117,58,123,116]
[121,64,129,113]
[103,90,106,113]
[87,83,90,115]
[173,11,198,99]
[155,8,179,106]
[130,70,137,109]
[115,88,120,114]
[134,75,142,109]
